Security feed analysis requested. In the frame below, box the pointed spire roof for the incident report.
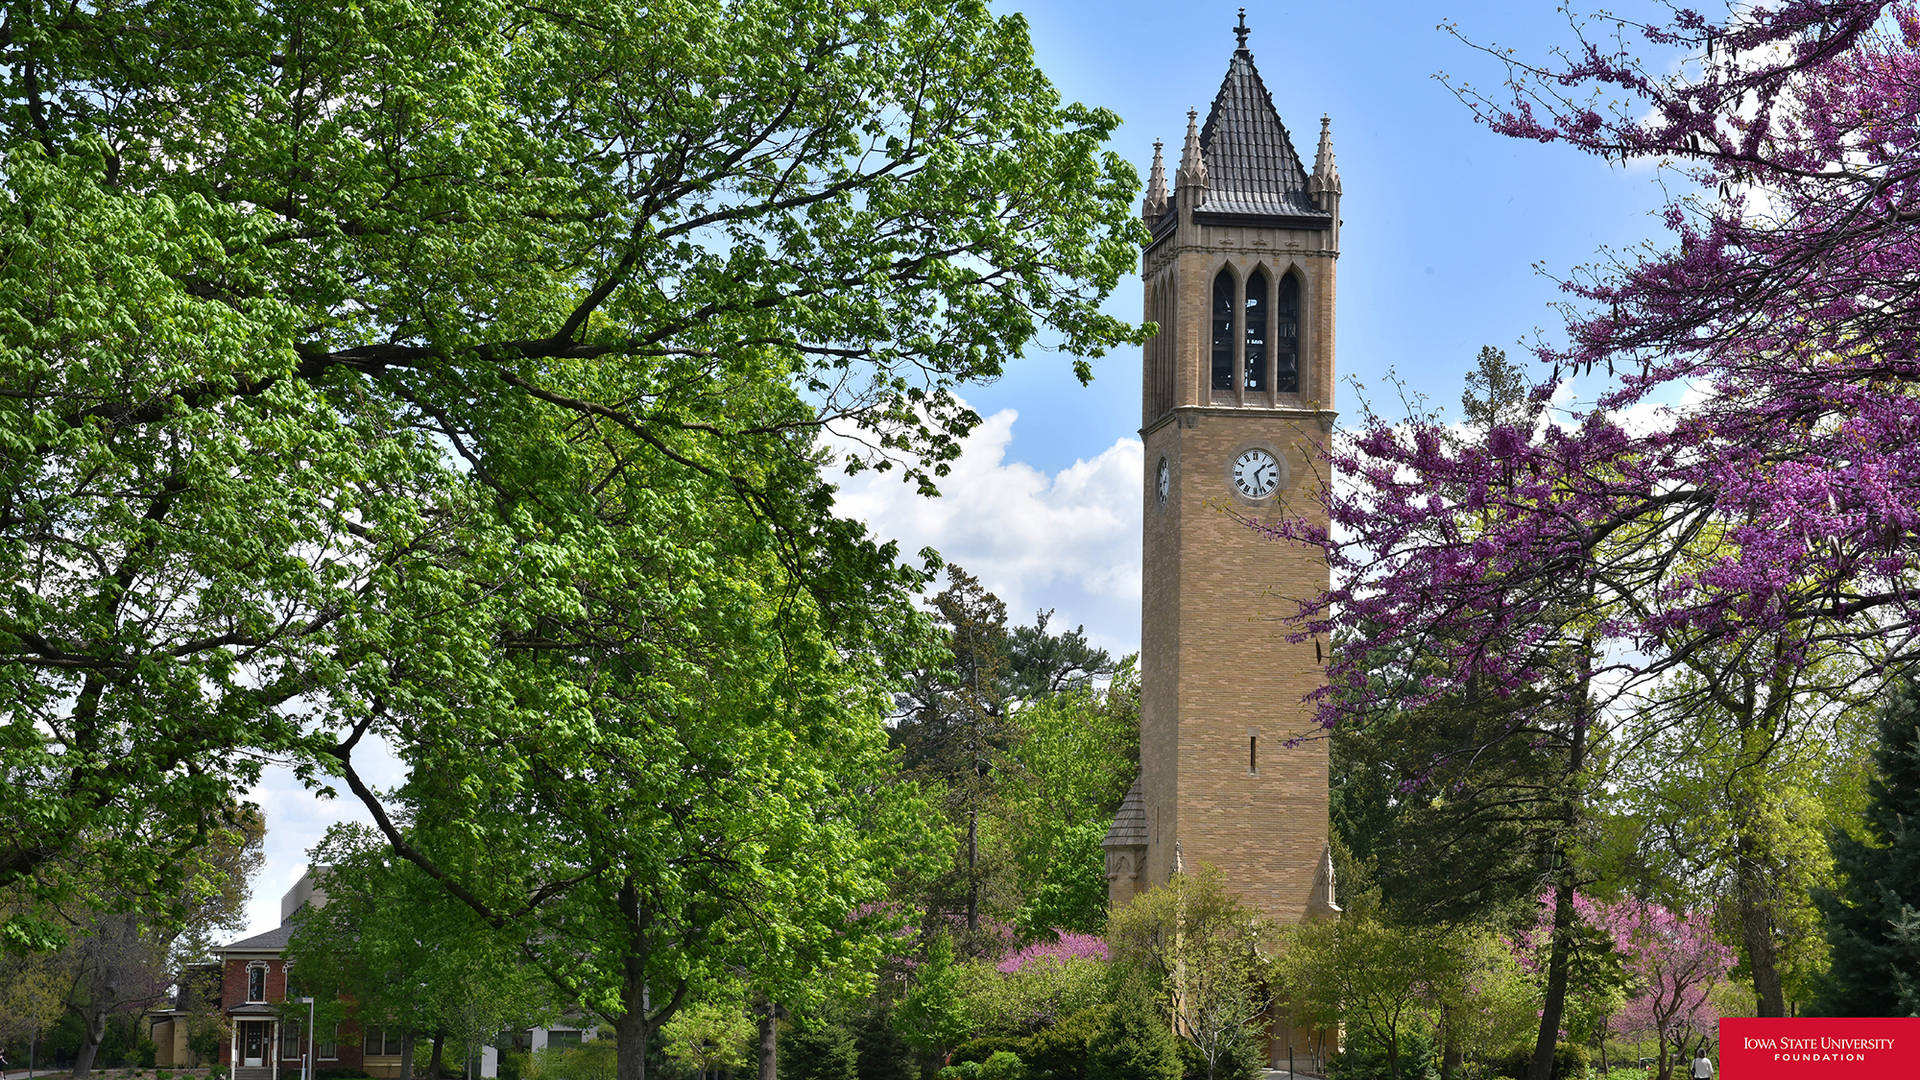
[1143,140,1168,220]
[1175,108,1206,190]
[1308,841,1342,918]
[1192,20,1328,222]
[1311,114,1341,198]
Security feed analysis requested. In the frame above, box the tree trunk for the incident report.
[427,1033,446,1080]
[755,1002,779,1080]
[1527,882,1577,1080]
[1733,831,1787,1016]
[1529,654,1594,1080]
[614,993,650,1080]
[400,1030,415,1080]
[1441,1007,1463,1080]
[71,1008,108,1080]
[966,808,979,936]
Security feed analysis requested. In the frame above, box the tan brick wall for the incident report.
[1138,209,1336,928]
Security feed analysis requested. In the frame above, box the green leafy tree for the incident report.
[283,833,556,1080]
[26,809,261,1079]
[1003,661,1140,937]
[1005,612,1115,704]
[1816,678,1920,1015]
[776,1019,858,1080]
[1457,346,1536,433]
[1107,868,1270,1080]
[660,1001,755,1080]
[895,567,1019,942]
[1,0,1143,951]
[895,934,973,1064]
[0,942,66,1061]
[1279,914,1458,1080]
[1599,634,1872,1017]
[1082,994,1183,1080]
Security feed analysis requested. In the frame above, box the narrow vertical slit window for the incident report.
[1249,734,1258,774]
[1211,268,1235,391]
[1244,269,1267,391]
[1275,272,1300,393]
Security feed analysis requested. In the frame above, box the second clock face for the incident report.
[1231,448,1280,499]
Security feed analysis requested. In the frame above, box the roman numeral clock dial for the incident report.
[1231,448,1280,499]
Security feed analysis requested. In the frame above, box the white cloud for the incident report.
[834,408,1144,658]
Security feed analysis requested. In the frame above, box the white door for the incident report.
[243,1023,266,1067]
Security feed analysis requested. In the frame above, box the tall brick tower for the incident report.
[1104,13,1340,931]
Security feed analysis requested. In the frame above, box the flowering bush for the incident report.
[995,931,1109,974]
[956,932,1112,1034]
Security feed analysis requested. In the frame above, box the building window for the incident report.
[247,964,267,1003]
[1244,269,1267,392]
[317,1025,338,1061]
[1249,735,1258,775]
[1275,272,1300,393]
[282,1020,303,1060]
[363,1026,406,1057]
[1211,268,1235,391]
[547,1030,583,1048]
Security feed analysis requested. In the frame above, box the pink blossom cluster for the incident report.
[1515,892,1734,1043]
[995,930,1109,974]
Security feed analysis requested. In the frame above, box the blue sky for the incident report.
[838,0,1683,659]
[238,0,1690,935]
[972,0,1677,475]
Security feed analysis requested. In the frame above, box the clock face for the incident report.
[1232,448,1281,499]
[1156,457,1170,506]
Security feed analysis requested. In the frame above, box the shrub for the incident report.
[1175,1035,1266,1080]
[1326,1027,1439,1080]
[778,1021,857,1080]
[1083,996,1181,1080]
[957,955,1109,1036]
[977,1052,1025,1080]
[950,1035,1031,1067]
[158,1069,173,1080]
[1021,1004,1111,1080]
[316,1069,375,1080]
[207,1066,230,1080]
[526,1042,617,1080]
[1487,1044,1591,1080]
[846,1000,917,1080]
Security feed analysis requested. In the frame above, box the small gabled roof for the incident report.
[221,924,293,953]
[1103,779,1148,849]
[1195,46,1327,222]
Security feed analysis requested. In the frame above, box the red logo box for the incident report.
[1720,1018,1920,1078]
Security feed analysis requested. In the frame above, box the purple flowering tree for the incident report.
[1579,896,1734,1080]
[1295,0,1920,724]
[1269,4,1920,1076]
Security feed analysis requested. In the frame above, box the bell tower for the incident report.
[1105,13,1340,929]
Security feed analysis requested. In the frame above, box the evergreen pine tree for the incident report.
[1816,680,1920,1015]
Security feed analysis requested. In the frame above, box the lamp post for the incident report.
[299,998,315,1080]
